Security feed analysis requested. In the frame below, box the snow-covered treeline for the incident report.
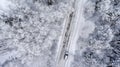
[72,0,120,67]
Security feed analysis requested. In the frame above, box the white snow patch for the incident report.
[0,0,14,13]
[79,20,95,39]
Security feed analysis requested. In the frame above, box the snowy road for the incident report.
[56,0,89,67]
[56,11,73,67]
[65,0,88,67]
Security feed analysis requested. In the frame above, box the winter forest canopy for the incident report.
[0,0,120,67]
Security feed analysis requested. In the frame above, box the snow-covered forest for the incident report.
[0,0,74,67]
[0,0,120,67]
[72,0,120,67]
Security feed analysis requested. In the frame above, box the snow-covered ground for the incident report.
[0,0,14,14]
